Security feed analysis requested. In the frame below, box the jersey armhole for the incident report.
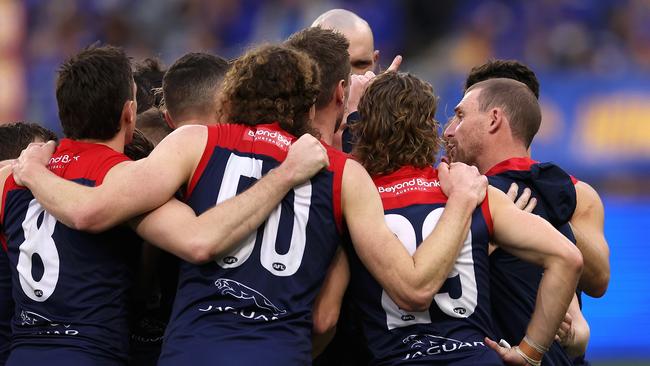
[95,154,131,186]
[480,187,494,238]
[186,126,218,199]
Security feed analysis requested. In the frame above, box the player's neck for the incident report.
[175,116,217,128]
[477,143,529,174]
[77,132,126,153]
[312,109,336,145]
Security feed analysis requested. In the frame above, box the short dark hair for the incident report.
[467,78,541,148]
[162,52,229,121]
[285,27,351,109]
[134,57,165,113]
[352,72,439,176]
[124,128,154,161]
[218,45,320,138]
[465,59,540,99]
[136,107,173,146]
[56,44,134,140]
[0,122,58,161]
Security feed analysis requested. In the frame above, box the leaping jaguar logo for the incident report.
[214,278,287,316]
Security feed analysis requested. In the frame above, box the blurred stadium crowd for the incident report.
[13,0,650,133]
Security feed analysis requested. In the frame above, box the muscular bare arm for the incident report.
[131,134,330,264]
[486,186,583,363]
[343,160,483,312]
[571,181,610,297]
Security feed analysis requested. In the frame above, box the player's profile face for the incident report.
[446,90,485,166]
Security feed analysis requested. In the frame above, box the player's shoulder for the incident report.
[324,144,349,169]
[574,180,603,211]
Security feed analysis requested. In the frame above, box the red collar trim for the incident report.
[485,157,539,176]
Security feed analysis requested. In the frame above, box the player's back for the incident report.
[486,157,576,366]
[0,139,139,365]
[158,123,347,366]
[347,165,502,365]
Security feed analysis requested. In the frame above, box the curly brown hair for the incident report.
[218,44,320,137]
[352,72,440,176]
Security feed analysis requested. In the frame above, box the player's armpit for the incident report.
[489,185,583,353]
[343,160,476,312]
[312,247,349,358]
[571,181,610,297]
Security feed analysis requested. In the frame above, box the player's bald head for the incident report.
[312,9,378,74]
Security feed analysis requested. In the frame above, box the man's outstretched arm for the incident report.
[132,134,330,263]
[486,186,583,365]
[343,161,485,312]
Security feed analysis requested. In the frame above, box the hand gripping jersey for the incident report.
[0,139,139,366]
[157,123,348,366]
[486,157,577,366]
[347,166,502,365]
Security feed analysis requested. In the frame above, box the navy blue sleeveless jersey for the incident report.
[0,139,140,365]
[486,157,577,366]
[157,123,348,365]
[347,166,502,365]
[0,234,11,364]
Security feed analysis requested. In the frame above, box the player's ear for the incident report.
[335,79,345,105]
[121,100,136,127]
[373,50,379,64]
[309,104,316,122]
[487,107,503,134]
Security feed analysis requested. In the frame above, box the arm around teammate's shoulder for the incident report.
[12,126,207,233]
[488,185,583,356]
[343,160,482,312]
[132,133,329,264]
[572,181,610,297]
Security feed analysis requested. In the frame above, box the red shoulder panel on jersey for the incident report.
[374,166,448,211]
[186,125,219,198]
[485,157,539,176]
[93,154,131,186]
[570,175,579,185]
[324,144,347,235]
[480,188,494,238]
[48,139,130,183]
[0,175,23,230]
